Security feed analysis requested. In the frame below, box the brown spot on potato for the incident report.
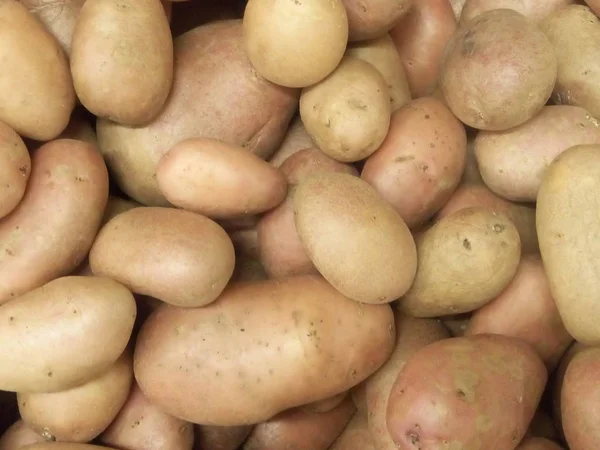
[348,98,368,110]
[462,238,471,250]
[394,155,415,163]
[19,166,27,176]
[493,224,505,233]
[461,30,476,56]
[47,371,52,377]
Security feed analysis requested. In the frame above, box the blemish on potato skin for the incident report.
[394,155,415,163]
[462,238,471,250]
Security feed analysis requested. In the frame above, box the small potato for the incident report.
[440,9,557,131]
[0,1,75,140]
[134,275,395,426]
[387,334,547,450]
[0,139,109,304]
[475,105,600,202]
[341,0,412,42]
[0,122,30,219]
[461,0,575,23]
[269,118,316,168]
[243,0,348,88]
[18,352,133,442]
[0,421,45,450]
[346,34,411,111]
[194,425,251,450]
[391,0,457,98]
[0,276,136,393]
[329,413,375,450]
[300,57,391,163]
[101,384,194,450]
[293,173,417,304]
[361,97,467,228]
[157,138,287,219]
[517,438,565,450]
[90,207,235,308]
[399,207,521,317]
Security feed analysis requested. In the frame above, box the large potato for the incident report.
[0,122,30,219]
[0,421,45,450]
[97,20,298,206]
[0,276,136,393]
[516,438,565,450]
[0,139,109,305]
[90,207,235,308]
[0,1,75,140]
[387,334,547,450]
[328,413,375,450]
[536,144,600,345]
[194,425,251,450]
[475,105,600,202]
[134,275,395,426]
[269,118,316,168]
[300,57,391,163]
[341,0,412,42]
[440,9,557,131]
[293,173,417,304]
[243,0,348,88]
[361,97,467,228]
[461,0,575,23]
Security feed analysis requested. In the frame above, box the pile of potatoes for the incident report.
[3,0,600,448]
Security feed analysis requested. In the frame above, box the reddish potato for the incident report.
[0,421,45,450]
[0,122,30,219]
[194,425,252,450]
[341,0,412,41]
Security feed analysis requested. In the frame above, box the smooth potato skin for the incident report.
[387,335,547,450]
[0,139,109,304]
[194,425,251,450]
[461,0,575,23]
[268,118,315,168]
[134,275,395,426]
[329,413,375,450]
[516,438,565,450]
[341,0,412,41]
[0,122,30,219]
[361,97,467,228]
[0,276,136,393]
[0,421,45,450]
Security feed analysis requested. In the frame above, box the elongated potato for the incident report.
[0,1,75,140]
[537,144,600,345]
[0,123,30,219]
[134,275,395,426]
[0,421,45,450]
[517,438,565,450]
[0,276,136,393]
[329,413,375,450]
[194,425,251,450]
[461,0,575,23]
[0,139,109,305]
[399,207,521,317]
[269,118,316,168]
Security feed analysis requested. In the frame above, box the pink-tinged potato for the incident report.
[0,122,30,220]
[0,421,45,450]
[461,0,576,24]
[194,425,252,450]
[361,97,467,228]
[516,437,565,450]
[341,0,412,42]
[328,413,375,450]
[387,335,547,450]
[269,118,316,168]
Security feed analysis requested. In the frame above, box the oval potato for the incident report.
[0,421,45,450]
[461,0,575,23]
[0,122,30,219]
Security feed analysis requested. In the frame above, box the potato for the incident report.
[0,139,109,305]
[361,97,467,228]
[461,0,575,23]
[269,118,316,168]
[100,384,194,450]
[561,347,600,449]
[365,315,449,450]
[0,1,75,140]
[97,20,298,206]
[243,0,348,88]
[0,122,30,219]
[328,413,375,450]
[242,396,356,450]
[0,421,46,450]
[299,392,349,414]
[536,144,600,345]
[299,57,391,163]
[194,425,251,450]
[516,438,565,450]
[341,0,412,42]
[157,138,287,219]
[391,0,457,98]
[387,334,547,450]
[293,173,417,304]
[440,9,557,131]
[134,275,395,426]
[0,276,136,393]
[90,207,235,308]
[475,106,600,202]
[18,352,133,442]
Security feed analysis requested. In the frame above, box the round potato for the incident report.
[440,9,557,131]
[268,117,316,168]
[194,425,251,450]
[0,122,30,219]
[0,1,75,140]
[300,57,391,163]
[341,0,412,42]
[329,412,375,450]
[243,0,348,88]
[461,0,575,23]
[0,139,109,305]
[399,207,521,317]
[517,438,565,450]
[0,421,45,450]
[134,275,395,426]
[361,97,467,228]
[387,334,547,450]
[293,173,417,304]
[89,207,235,308]
[157,138,287,219]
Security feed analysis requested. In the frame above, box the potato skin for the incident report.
[0,421,45,450]
[90,207,235,308]
[0,276,136,393]
[0,139,109,304]
[387,334,547,450]
[441,9,557,131]
[194,425,251,450]
[361,97,467,228]
[134,275,395,426]
[516,438,565,450]
[475,105,600,202]
[97,20,298,206]
[0,1,75,140]
[293,173,417,304]
[0,123,30,219]
[461,0,575,23]
[341,0,412,42]
[536,144,600,345]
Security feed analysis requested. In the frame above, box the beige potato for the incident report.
[194,425,251,450]
[268,118,316,168]
[0,139,109,305]
[516,438,565,450]
[157,138,287,219]
[293,173,417,304]
[90,207,235,308]
[0,421,45,450]
[0,1,75,140]
[0,122,30,219]
[461,0,575,23]
[328,413,375,450]
[399,207,521,317]
[0,276,136,393]
[341,0,412,41]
